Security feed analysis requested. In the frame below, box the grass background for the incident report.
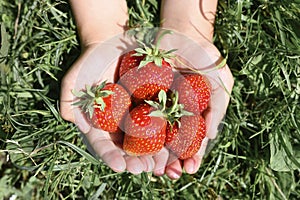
[0,0,299,199]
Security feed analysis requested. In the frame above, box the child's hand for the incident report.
[160,0,234,179]
[60,43,171,175]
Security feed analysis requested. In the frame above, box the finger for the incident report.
[183,137,209,174]
[139,155,155,172]
[124,156,145,175]
[165,153,182,179]
[203,89,227,139]
[153,147,169,176]
[61,80,92,133]
[86,127,126,172]
[60,69,78,124]
[60,53,92,133]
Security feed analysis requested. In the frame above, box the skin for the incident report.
[160,0,234,179]
[60,0,234,179]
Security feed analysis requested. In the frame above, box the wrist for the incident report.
[70,0,128,48]
[161,0,217,42]
[78,24,127,49]
[161,19,214,43]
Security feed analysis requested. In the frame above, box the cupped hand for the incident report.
[159,31,234,179]
[60,41,170,175]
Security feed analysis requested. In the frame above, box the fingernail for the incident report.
[112,164,126,172]
[183,159,192,174]
[187,165,194,174]
[133,165,144,174]
[131,161,144,174]
[171,172,180,179]
[146,159,155,172]
[154,168,165,176]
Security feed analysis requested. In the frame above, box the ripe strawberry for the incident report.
[119,60,174,103]
[72,81,131,133]
[119,31,175,103]
[123,103,167,156]
[165,115,206,160]
[172,73,211,114]
[118,50,145,77]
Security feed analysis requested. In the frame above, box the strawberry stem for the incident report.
[145,90,194,127]
[133,30,177,69]
[72,81,114,118]
[155,30,172,49]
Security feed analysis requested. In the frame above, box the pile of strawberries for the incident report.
[73,32,211,160]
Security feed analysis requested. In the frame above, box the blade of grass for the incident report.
[57,140,100,165]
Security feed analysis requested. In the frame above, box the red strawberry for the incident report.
[165,115,206,160]
[119,50,145,77]
[119,31,175,103]
[123,103,167,156]
[72,81,131,133]
[120,60,174,102]
[172,73,211,114]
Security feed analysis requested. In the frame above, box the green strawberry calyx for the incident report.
[145,90,193,128]
[133,30,177,69]
[72,81,114,118]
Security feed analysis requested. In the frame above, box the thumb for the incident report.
[204,65,234,139]
[60,65,92,134]
[203,89,227,140]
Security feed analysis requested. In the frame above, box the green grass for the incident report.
[0,0,299,199]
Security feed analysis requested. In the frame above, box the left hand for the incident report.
[157,0,234,179]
